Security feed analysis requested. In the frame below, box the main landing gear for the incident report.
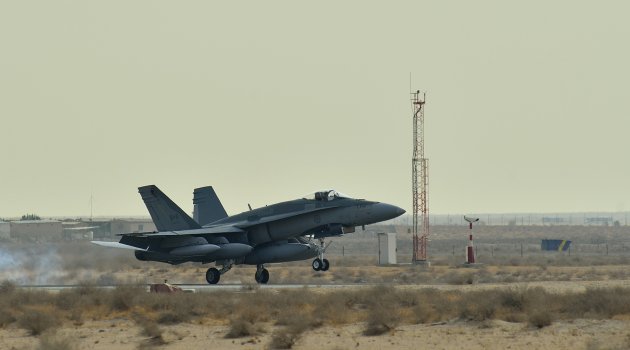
[255,264,269,284]
[205,262,269,285]
[205,260,234,284]
[312,238,330,271]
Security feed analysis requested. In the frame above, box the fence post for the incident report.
[520,244,523,257]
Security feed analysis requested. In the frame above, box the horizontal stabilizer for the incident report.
[90,241,146,251]
[138,185,201,231]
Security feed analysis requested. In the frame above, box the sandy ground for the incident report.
[1,318,628,350]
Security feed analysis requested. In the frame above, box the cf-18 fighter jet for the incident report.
[92,185,405,284]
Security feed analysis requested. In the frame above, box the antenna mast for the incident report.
[411,90,429,263]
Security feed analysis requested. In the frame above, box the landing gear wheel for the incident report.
[312,258,322,271]
[255,268,269,284]
[206,267,221,284]
[321,258,330,271]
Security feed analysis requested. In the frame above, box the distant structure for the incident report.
[464,216,479,264]
[0,218,156,241]
[109,219,155,235]
[585,217,613,226]
[411,90,430,264]
[542,217,565,225]
[378,232,397,265]
[541,239,571,252]
[10,220,63,241]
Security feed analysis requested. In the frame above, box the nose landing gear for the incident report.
[312,238,331,271]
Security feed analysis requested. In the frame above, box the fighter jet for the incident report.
[92,185,405,284]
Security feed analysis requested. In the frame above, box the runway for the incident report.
[15,283,379,293]
[16,279,630,293]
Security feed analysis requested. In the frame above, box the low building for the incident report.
[10,220,63,241]
[62,221,98,240]
[109,219,156,236]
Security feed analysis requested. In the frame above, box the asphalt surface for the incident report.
[16,283,378,293]
[16,279,630,293]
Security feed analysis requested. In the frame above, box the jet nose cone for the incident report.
[373,203,406,221]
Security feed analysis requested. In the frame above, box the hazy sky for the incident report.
[1,1,629,217]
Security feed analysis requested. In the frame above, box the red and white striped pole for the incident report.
[467,222,475,264]
[464,216,479,264]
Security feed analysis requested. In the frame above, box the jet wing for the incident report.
[116,225,245,237]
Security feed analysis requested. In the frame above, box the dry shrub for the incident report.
[401,288,460,323]
[268,323,309,350]
[569,287,630,318]
[37,332,77,350]
[0,311,16,328]
[156,310,190,325]
[149,294,197,325]
[443,271,475,285]
[268,310,320,349]
[108,285,144,311]
[459,289,523,322]
[0,280,16,293]
[69,309,83,326]
[528,310,552,328]
[8,289,55,308]
[55,289,81,311]
[225,318,264,339]
[412,302,436,324]
[268,331,298,349]
[363,302,400,336]
[227,291,278,325]
[134,315,166,347]
[277,311,321,332]
[17,308,57,336]
[317,292,356,324]
[459,296,496,321]
[497,289,525,312]
[427,290,460,320]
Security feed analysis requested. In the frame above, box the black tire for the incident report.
[206,267,221,284]
[321,258,330,271]
[312,258,322,271]
[255,271,261,283]
[259,269,269,284]
[255,268,270,284]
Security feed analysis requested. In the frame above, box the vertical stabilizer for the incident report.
[193,186,228,225]
[138,185,201,231]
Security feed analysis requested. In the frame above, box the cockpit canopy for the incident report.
[303,189,352,201]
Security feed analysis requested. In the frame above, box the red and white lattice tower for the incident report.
[411,90,429,263]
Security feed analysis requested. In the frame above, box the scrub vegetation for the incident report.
[3,282,630,348]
